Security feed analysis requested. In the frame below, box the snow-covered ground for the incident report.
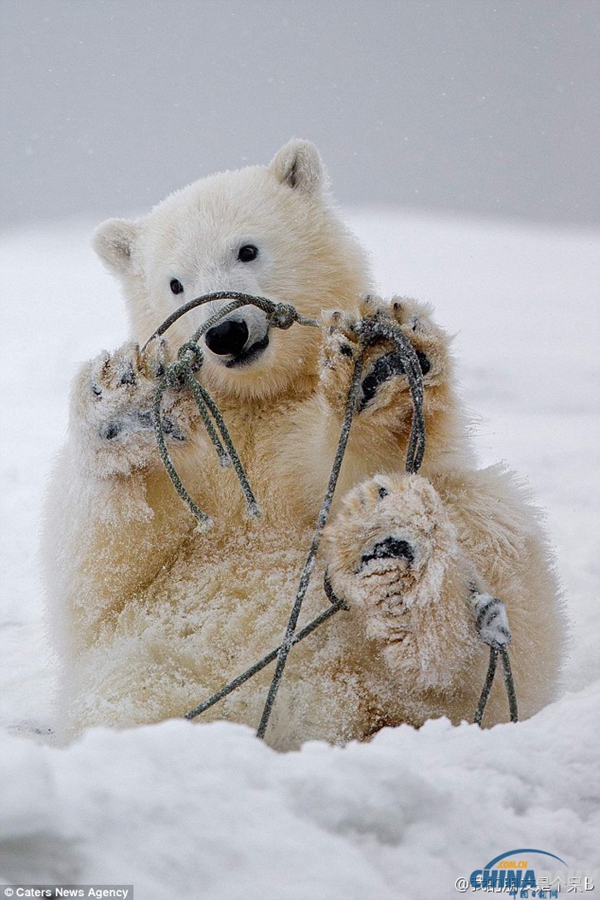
[0,210,598,897]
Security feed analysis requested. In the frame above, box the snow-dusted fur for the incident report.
[42,141,564,749]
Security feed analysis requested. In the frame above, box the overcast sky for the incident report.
[1,0,599,228]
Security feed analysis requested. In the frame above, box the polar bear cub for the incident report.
[42,140,564,749]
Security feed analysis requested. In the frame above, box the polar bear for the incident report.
[42,140,564,749]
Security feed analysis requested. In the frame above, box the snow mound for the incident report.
[1,685,599,899]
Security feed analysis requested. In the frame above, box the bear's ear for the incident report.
[93,218,140,274]
[269,139,324,196]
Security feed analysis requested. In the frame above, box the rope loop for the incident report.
[356,311,426,475]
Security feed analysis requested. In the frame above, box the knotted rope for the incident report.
[145,291,516,735]
[257,313,426,738]
[144,293,316,528]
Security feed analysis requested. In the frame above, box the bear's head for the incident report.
[94,140,371,401]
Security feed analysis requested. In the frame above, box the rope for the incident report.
[148,293,313,524]
[501,646,519,722]
[356,313,426,474]
[141,291,318,353]
[256,351,368,738]
[183,370,261,517]
[142,290,517,735]
[256,315,427,739]
[185,573,347,720]
[474,646,519,725]
[152,377,212,530]
[473,648,498,726]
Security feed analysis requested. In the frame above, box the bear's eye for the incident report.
[170,279,184,295]
[237,244,259,263]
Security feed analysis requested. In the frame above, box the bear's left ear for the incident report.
[93,217,140,275]
[269,139,324,196]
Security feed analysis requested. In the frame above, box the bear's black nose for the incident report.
[205,319,249,356]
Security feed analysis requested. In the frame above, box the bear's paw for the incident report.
[319,297,450,423]
[70,339,197,477]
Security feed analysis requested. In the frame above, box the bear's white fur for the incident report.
[42,141,565,750]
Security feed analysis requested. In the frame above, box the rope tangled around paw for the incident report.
[144,291,517,737]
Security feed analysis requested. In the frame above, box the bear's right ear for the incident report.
[93,218,140,274]
[269,140,324,196]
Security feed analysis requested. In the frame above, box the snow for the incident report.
[1,210,599,896]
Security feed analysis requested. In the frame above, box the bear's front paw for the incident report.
[71,339,196,477]
[356,297,450,417]
[319,297,406,414]
[319,297,450,422]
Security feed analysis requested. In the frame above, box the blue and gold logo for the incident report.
[455,848,596,896]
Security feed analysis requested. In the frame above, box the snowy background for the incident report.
[2,0,600,228]
[0,209,599,896]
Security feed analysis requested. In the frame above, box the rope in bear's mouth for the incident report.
[147,291,517,736]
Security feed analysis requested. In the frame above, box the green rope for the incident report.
[256,350,367,738]
[176,344,231,468]
[141,291,318,353]
[151,376,213,530]
[256,314,429,739]
[185,574,347,721]
[147,292,318,523]
[183,370,261,517]
[474,648,498,726]
[501,646,519,723]
[142,291,518,735]
[474,646,519,726]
